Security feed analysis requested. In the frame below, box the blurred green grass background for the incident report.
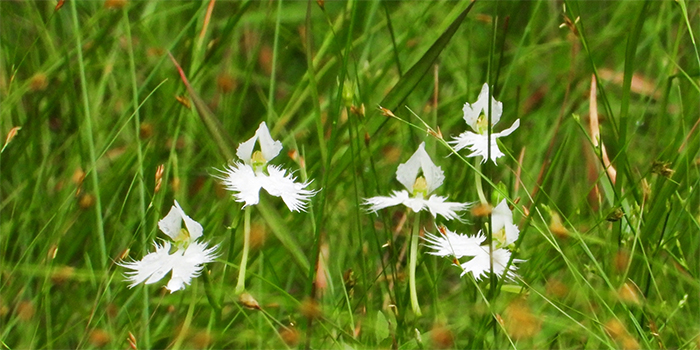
[1,0,699,348]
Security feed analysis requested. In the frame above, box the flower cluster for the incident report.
[120,122,318,293]
[118,80,523,305]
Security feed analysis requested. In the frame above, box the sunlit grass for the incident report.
[1,0,699,349]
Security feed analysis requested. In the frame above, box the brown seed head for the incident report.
[51,266,75,286]
[471,203,493,217]
[239,292,261,310]
[154,164,164,193]
[16,301,36,321]
[139,123,153,139]
[104,0,128,10]
[249,222,267,250]
[504,299,541,340]
[279,326,300,347]
[430,323,454,349]
[127,331,138,350]
[79,193,96,209]
[617,281,642,306]
[299,297,322,319]
[29,73,48,92]
[190,330,213,349]
[216,73,237,94]
[549,212,569,238]
[88,329,111,348]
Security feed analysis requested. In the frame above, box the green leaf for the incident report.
[375,310,390,343]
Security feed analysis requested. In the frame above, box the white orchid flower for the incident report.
[423,200,524,282]
[119,200,218,293]
[450,83,520,164]
[364,142,468,220]
[219,122,317,212]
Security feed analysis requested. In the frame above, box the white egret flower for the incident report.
[450,83,520,164]
[119,200,218,293]
[363,142,468,220]
[423,200,524,281]
[219,122,316,212]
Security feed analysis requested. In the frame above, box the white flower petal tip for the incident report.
[218,163,318,212]
[363,143,466,220]
[236,121,283,164]
[119,202,219,293]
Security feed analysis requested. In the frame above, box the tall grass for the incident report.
[1,0,699,348]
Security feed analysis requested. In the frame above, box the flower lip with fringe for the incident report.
[119,200,218,293]
[423,199,524,281]
[363,142,469,220]
[450,83,520,164]
[218,121,317,212]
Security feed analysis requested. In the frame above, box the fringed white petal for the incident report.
[219,162,265,207]
[395,142,445,193]
[166,241,219,292]
[423,227,485,258]
[119,241,174,288]
[459,246,521,281]
[423,195,469,221]
[219,163,317,211]
[236,121,283,164]
[264,165,317,212]
[120,240,219,293]
[450,131,505,164]
[462,83,503,129]
[363,191,410,212]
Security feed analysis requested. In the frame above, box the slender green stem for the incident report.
[122,7,150,348]
[70,0,107,271]
[474,161,487,205]
[235,206,252,294]
[408,212,422,316]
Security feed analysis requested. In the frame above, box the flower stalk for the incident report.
[408,212,422,316]
[235,206,252,295]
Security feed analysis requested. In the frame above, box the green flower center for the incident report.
[412,176,428,198]
[251,150,267,174]
[170,228,191,252]
[493,227,507,248]
[475,113,489,134]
